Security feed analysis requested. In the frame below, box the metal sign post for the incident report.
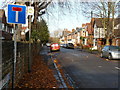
[12,24,17,89]
[0,21,2,89]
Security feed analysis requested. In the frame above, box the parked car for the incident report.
[101,45,120,60]
[66,43,74,49]
[46,43,51,47]
[60,44,64,47]
[63,44,67,48]
[50,43,60,52]
[90,46,97,50]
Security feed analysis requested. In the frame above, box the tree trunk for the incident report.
[105,2,111,46]
[112,2,115,46]
[106,37,110,45]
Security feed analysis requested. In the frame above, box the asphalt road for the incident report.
[41,46,120,88]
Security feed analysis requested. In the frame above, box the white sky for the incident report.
[0,0,90,36]
[0,2,2,9]
[42,1,91,36]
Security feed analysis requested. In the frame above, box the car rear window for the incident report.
[110,46,120,50]
[68,43,73,45]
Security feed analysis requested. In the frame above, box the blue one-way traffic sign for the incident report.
[7,4,26,24]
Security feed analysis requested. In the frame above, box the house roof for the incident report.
[94,18,104,28]
[76,28,82,32]
[92,18,120,28]
[82,24,86,27]
[62,29,71,37]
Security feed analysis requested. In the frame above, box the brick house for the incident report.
[67,33,72,43]
[75,27,82,45]
[80,24,88,45]
[113,18,120,46]
[92,18,106,49]
[92,18,120,49]
[0,9,13,40]
[59,29,71,44]
[85,23,94,47]
[70,29,77,45]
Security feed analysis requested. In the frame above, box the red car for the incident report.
[50,43,60,51]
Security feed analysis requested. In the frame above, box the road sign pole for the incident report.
[12,24,17,89]
[28,1,34,73]
[0,22,2,89]
[28,15,32,73]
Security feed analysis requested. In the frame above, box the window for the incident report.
[110,46,120,50]
[0,24,4,30]
[104,46,109,50]
[68,39,71,41]
[95,39,97,46]
[0,23,2,30]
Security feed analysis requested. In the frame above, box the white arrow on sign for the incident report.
[12,7,22,22]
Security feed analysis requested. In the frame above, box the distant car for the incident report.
[46,43,51,47]
[90,46,97,50]
[66,43,74,49]
[60,44,64,47]
[50,43,60,52]
[101,45,120,60]
[63,44,67,48]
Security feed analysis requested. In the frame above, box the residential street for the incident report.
[1,1,120,89]
[42,46,120,88]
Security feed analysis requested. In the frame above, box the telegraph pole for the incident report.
[91,11,93,47]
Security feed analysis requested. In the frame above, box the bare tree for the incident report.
[24,0,52,24]
[52,30,62,43]
[81,1,119,45]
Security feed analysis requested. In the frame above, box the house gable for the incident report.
[93,20,105,38]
